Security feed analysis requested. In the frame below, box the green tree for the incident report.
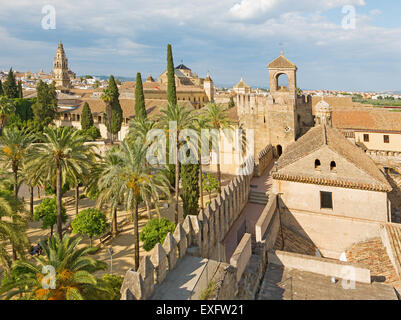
[0,127,35,198]
[98,140,170,270]
[0,234,109,300]
[108,75,123,141]
[100,87,114,143]
[97,274,123,300]
[140,218,175,251]
[71,208,109,247]
[203,103,234,192]
[32,80,58,127]
[81,102,94,130]
[167,44,177,106]
[180,162,199,216]
[26,127,95,237]
[3,68,18,99]
[157,103,195,224]
[228,96,235,109]
[0,171,28,272]
[135,72,146,119]
[0,80,3,96]
[33,197,67,236]
[0,96,15,134]
[17,81,23,99]
[203,173,219,201]
[193,116,211,210]
[92,146,123,237]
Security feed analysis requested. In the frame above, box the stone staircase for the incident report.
[248,190,269,205]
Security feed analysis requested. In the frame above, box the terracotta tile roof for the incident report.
[346,238,401,286]
[333,108,401,132]
[69,98,194,119]
[274,125,392,192]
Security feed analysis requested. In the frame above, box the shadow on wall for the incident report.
[276,200,318,257]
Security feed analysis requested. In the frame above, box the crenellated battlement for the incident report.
[120,173,252,300]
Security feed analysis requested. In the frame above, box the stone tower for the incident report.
[236,50,313,157]
[203,72,215,103]
[314,99,332,127]
[53,42,71,88]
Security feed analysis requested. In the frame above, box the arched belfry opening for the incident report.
[276,73,289,92]
[267,50,297,97]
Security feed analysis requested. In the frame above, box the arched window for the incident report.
[315,159,321,170]
[330,161,337,172]
[276,73,289,91]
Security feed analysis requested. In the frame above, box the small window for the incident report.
[363,134,369,142]
[320,191,333,209]
[384,135,390,143]
[98,116,102,123]
[77,115,80,121]
[315,159,321,170]
[330,161,337,172]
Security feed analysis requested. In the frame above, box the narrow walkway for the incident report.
[150,256,208,300]
[223,162,274,261]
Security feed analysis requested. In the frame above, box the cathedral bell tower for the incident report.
[53,42,71,88]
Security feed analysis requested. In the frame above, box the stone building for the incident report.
[236,51,314,157]
[272,103,393,258]
[53,42,71,88]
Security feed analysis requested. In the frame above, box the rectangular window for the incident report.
[363,134,369,142]
[320,191,333,209]
[384,135,390,143]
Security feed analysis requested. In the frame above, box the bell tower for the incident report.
[268,49,297,99]
[53,42,71,88]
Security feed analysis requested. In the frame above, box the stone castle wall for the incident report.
[121,173,252,300]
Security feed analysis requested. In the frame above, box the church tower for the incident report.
[53,42,71,88]
[203,72,215,103]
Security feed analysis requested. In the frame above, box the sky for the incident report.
[0,0,401,91]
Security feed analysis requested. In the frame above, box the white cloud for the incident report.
[228,0,366,21]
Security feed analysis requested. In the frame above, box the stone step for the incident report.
[248,199,269,205]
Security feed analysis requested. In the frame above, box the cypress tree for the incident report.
[166,44,178,186]
[181,163,200,217]
[3,68,18,99]
[167,44,177,106]
[17,80,23,98]
[0,80,3,96]
[108,75,123,138]
[135,72,146,119]
[81,102,94,130]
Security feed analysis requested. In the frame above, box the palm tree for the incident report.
[157,103,194,224]
[98,140,170,270]
[20,163,44,218]
[193,115,211,210]
[26,127,95,237]
[93,146,123,237]
[0,127,35,198]
[0,170,28,272]
[127,116,159,218]
[100,88,114,144]
[0,96,15,134]
[0,234,110,300]
[203,103,234,193]
[126,116,156,143]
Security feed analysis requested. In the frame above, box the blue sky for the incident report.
[1,0,401,91]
